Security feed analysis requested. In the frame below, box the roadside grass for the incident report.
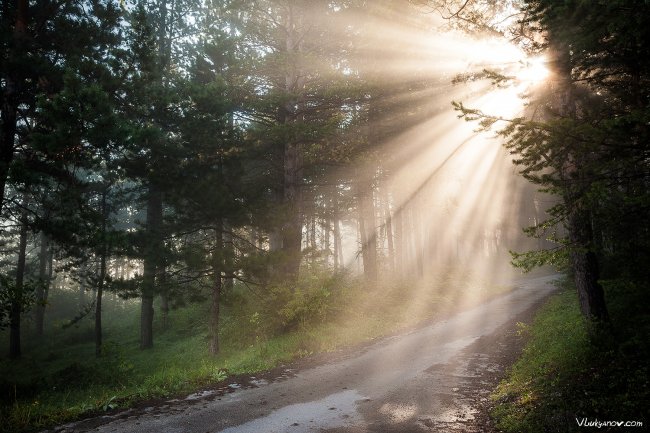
[0,266,520,433]
[491,277,650,432]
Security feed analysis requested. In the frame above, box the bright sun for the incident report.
[516,56,550,83]
[459,38,550,86]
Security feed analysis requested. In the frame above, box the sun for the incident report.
[456,37,550,87]
[516,55,550,83]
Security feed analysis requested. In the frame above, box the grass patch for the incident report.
[0,266,518,433]
[491,278,650,432]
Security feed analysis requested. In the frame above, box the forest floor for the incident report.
[43,275,558,433]
[3,264,544,432]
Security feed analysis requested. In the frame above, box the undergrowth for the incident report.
[491,278,649,432]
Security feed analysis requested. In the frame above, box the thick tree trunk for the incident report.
[552,43,610,324]
[10,207,28,359]
[140,186,162,350]
[278,5,305,280]
[568,207,608,321]
[282,142,304,278]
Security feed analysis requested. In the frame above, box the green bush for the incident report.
[259,270,351,334]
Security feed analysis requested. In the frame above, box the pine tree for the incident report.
[452,0,650,323]
[119,1,199,349]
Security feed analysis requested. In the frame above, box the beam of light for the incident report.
[290,2,557,349]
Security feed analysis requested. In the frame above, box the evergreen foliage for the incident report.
[451,0,650,322]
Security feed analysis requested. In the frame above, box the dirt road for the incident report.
[52,275,558,433]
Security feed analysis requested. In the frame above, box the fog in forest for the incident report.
[3,2,607,431]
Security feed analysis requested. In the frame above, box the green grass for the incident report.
[491,278,650,432]
[0,267,517,433]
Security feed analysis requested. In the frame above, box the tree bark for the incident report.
[95,188,108,357]
[281,142,304,278]
[382,186,394,272]
[223,221,234,291]
[140,186,162,349]
[357,177,378,284]
[332,187,343,270]
[552,44,610,323]
[210,221,224,355]
[0,0,28,216]
[411,204,424,277]
[323,216,331,267]
[159,268,169,330]
[278,4,306,279]
[568,206,608,321]
[34,232,49,336]
[394,204,403,277]
[10,206,28,359]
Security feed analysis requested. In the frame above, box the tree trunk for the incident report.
[278,5,305,279]
[282,142,304,278]
[323,216,331,267]
[382,186,395,272]
[223,222,234,291]
[0,0,27,216]
[140,186,162,349]
[553,43,610,324]
[95,188,108,357]
[357,178,378,284]
[568,207,608,321]
[34,232,49,336]
[394,204,403,277]
[0,96,16,216]
[78,282,85,310]
[332,187,343,270]
[159,268,169,330]
[95,251,106,357]
[310,211,317,255]
[10,206,28,359]
[210,221,224,355]
[333,218,342,270]
[412,204,424,278]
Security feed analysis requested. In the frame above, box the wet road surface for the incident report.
[51,274,558,433]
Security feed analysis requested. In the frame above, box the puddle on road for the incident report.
[217,389,365,433]
[184,390,217,401]
[181,369,294,404]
